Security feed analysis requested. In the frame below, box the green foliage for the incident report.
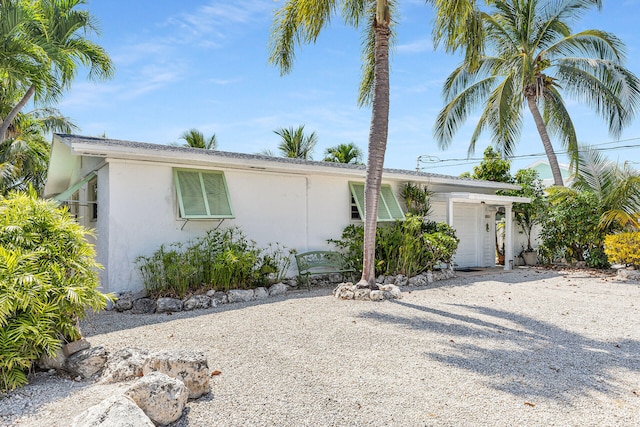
[463,147,512,183]
[329,215,459,277]
[538,187,609,265]
[0,190,110,392]
[136,228,292,297]
[400,182,432,217]
[273,125,317,160]
[604,232,640,268]
[323,142,363,164]
[508,169,546,251]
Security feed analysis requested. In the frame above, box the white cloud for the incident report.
[396,38,433,54]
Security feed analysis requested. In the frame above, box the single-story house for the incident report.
[44,134,529,295]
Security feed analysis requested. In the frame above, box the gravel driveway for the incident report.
[3,267,639,426]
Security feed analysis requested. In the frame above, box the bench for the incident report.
[295,251,356,291]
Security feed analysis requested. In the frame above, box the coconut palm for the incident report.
[0,0,114,142]
[573,146,640,230]
[324,142,363,164]
[273,125,317,160]
[434,0,640,187]
[270,0,485,287]
[180,129,217,150]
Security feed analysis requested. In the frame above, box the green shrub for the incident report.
[136,227,292,297]
[604,232,640,267]
[538,188,608,265]
[329,214,459,277]
[0,190,111,392]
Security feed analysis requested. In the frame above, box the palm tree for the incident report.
[435,0,640,187]
[270,0,485,287]
[273,125,317,160]
[180,129,217,150]
[573,146,640,230]
[0,0,114,142]
[324,142,363,164]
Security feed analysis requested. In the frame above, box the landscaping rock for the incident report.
[253,287,268,300]
[206,290,227,305]
[227,289,254,303]
[156,297,182,313]
[408,275,427,287]
[114,293,134,312]
[64,346,108,379]
[425,271,434,283]
[132,298,155,314]
[395,274,408,287]
[125,371,188,426]
[37,348,66,371]
[333,283,355,300]
[370,290,385,301]
[182,295,211,311]
[383,275,396,285]
[100,348,149,383]
[143,350,210,399]
[380,284,402,300]
[617,268,640,281]
[62,338,91,357]
[72,395,154,427]
[268,282,288,296]
[354,288,371,300]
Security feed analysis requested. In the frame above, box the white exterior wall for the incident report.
[98,160,372,294]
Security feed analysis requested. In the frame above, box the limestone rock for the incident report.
[37,348,65,370]
[370,290,385,301]
[333,283,355,300]
[156,297,183,313]
[143,351,210,399]
[182,295,211,311]
[253,287,268,300]
[100,348,149,383]
[354,288,371,301]
[383,275,396,285]
[408,275,427,287]
[380,284,402,300]
[72,395,154,427]
[63,338,90,357]
[206,290,227,305]
[64,346,108,379]
[125,371,188,426]
[618,268,640,281]
[268,282,288,296]
[114,293,134,312]
[395,274,408,287]
[227,289,254,303]
[132,298,156,314]
[425,271,434,283]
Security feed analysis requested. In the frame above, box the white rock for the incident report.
[370,290,385,301]
[143,351,210,399]
[125,371,188,426]
[333,283,355,300]
[395,274,408,287]
[206,290,227,305]
[380,284,402,299]
[227,289,254,303]
[617,269,640,280]
[354,288,371,300]
[72,395,154,427]
[100,348,149,384]
[268,282,288,296]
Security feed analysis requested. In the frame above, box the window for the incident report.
[349,182,404,222]
[88,177,98,221]
[174,169,234,219]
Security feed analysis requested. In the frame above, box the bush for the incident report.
[136,228,291,297]
[329,214,459,277]
[538,188,608,265]
[604,232,640,268]
[0,190,111,392]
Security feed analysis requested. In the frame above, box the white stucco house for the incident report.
[44,134,529,294]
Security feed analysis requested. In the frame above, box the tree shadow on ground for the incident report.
[359,300,639,402]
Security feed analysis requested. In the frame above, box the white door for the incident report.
[452,204,480,267]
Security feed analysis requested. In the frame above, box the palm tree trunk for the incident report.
[526,95,564,186]
[358,9,391,288]
[0,85,36,143]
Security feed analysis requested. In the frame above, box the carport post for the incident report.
[504,204,513,270]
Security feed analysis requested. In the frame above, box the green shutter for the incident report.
[174,169,234,219]
[380,185,404,220]
[349,182,404,222]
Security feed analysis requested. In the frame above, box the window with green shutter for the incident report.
[349,182,404,222]
[174,169,234,219]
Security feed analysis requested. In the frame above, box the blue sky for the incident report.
[59,0,640,176]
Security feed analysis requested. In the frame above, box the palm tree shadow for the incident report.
[359,300,639,401]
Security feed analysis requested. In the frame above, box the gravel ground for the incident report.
[2,267,639,426]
